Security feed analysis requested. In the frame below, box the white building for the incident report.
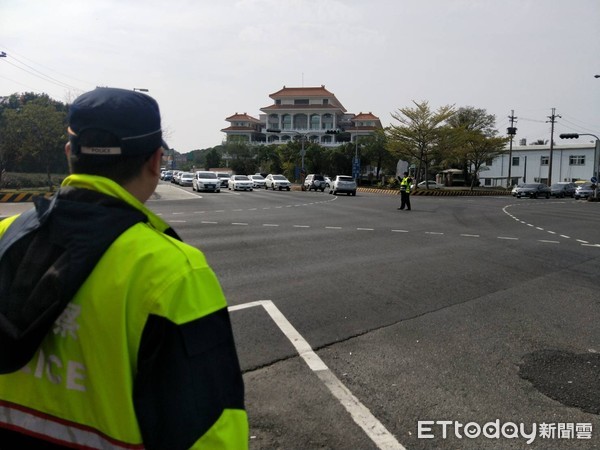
[221,85,382,146]
[480,142,598,187]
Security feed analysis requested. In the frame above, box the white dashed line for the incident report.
[201,221,218,224]
[357,228,374,231]
[232,223,248,226]
[460,234,480,238]
[391,229,409,233]
[325,226,343,230]
[425,231,444,235]
[262,224,279,227]
[539,240,560,244]
[293,225,310,228]
[498,236,519,240]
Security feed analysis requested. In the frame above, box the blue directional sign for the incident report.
[352,157,361,180]
[591,176,598,184]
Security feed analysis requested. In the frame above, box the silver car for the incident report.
[574,183,596,200]
[329,175,357,196]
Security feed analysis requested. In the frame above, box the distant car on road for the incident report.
[193,171,220,193]
[228,175,254,191]
[574,182,596,200]
[178,172,194,187]
[303,174,327,192]
[514,183,551,199]
[329,175,357,196]
[550,182,576,198]
[265,174,291,191]
[414,180,444,189]
[248,174,266,188]
[215,172,231,187]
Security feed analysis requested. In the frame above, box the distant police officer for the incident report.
[398,171,413,211]
[0,87,248,449]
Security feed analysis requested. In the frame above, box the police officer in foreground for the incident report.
[0,87,248,449]
[398,171,413,211]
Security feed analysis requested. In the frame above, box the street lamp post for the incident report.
[560,133,600,199]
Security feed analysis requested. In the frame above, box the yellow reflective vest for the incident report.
[400,176,412,193]
[0,174,248,449]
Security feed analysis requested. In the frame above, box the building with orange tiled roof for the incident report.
[221,85,382,146]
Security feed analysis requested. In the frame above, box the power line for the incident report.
[1,54,80,91]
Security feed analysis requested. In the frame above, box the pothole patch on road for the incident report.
[519,349,600,415]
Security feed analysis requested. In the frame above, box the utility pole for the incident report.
[507,111,518,187]
[546,108,561,186]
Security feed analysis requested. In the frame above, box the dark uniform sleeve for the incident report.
[133,308,245,450]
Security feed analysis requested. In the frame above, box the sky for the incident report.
[2,0,599,153]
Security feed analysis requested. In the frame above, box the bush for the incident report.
[0,172,65,190]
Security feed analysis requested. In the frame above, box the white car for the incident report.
[414,180,444,189]
[248,174,266,188]
[265,174,291,191]
[329,175,357,196]
[178,172,194,187]
[193,171,220,192]
[228,175,254,191]
[216,172,231,187]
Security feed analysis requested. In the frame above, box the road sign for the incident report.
[591,176,598,183]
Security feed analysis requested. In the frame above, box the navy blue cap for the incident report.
[68,87,162,156]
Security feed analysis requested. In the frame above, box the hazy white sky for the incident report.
[2,0,599,152]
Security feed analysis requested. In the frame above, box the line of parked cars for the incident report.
[511,181,597,200]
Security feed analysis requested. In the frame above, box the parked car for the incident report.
[248,174,266,188]
[414,180,444,189]
[162,170,173,182]
[228,175,254,191]
[329,175,357,196]
[178,172,194,187]
[171,171,182,184]
[574,182,596,200]
[265,174,291,191]
[215,172,231,187]
[514,183,551,199]
[324,176,331,187]
[193,171,220,192]
[303,174,327,192]
[511,183,524,196]
[550,182,577,198]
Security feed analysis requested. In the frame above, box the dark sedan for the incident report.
[514,183,551,199]
[550,182,576,198]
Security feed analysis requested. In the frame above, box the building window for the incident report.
[310,114,320,130]
[540,156,549,165]
[282,114,292,130]
[323,99,329,105]
[569,155,585,165]
[275,99,281,105]
[294,114,308,129]
[322,113,333,129]
[294,99,309,105]
[512,156,520,166]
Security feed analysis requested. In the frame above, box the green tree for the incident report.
[2,102,67,189]
[446,107,509,189]
[205,147,222,170]
[358,130,394,182]
[386,101,455,183]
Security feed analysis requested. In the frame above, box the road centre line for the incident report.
[229,300,405,450]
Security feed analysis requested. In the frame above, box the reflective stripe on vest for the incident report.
[0,401,143,450]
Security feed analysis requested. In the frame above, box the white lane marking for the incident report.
[460,234,480,238]
[262,223,279,227]
[498,236,519,240]
[576,239,588,244]
[582,244,600,248]
[561,235,571,239]
[391,229,409,233]
[425,231,444,235]
[357,228,374,231]
[229,300,405,450]
[325,226,343,230]
[201,221,218,224]
[539,240,560,244]
[232,223,248,226]
[293,225,310,228]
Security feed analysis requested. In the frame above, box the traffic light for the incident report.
[559,133,580,139]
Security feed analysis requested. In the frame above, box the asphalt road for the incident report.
[3,184,600,449]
